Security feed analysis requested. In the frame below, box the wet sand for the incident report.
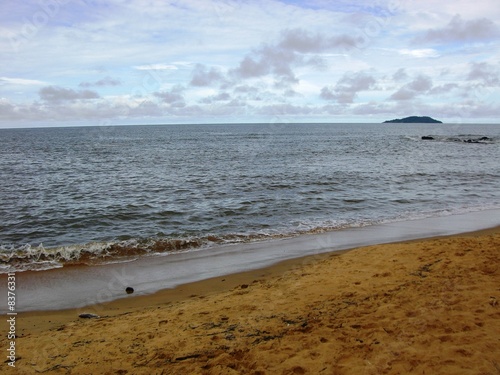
[6,209,500,313]
[3,227,500,374]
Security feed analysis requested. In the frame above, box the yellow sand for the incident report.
[4,229,500,374]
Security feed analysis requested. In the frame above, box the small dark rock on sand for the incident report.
[126,287,134,294]
[79,313,100,319]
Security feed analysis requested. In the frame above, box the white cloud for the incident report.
[0,77,46,86]
[134,64,179,71]
[399,49,439,58]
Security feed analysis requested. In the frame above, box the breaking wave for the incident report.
[2,204,499,274]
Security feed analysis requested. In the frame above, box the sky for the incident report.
[1,0,499,128]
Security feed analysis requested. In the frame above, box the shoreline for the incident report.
[2,208,500,314]
[3,224,500,374]
[12,224,500,335]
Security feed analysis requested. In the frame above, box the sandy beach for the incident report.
[3,227,500,374]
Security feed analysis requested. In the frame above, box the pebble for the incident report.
[79,313,100,319]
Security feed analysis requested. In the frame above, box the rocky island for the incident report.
[383,116,442,123]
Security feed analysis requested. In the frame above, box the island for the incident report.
[383,116,442,123]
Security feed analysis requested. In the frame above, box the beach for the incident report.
[2,1,500,373]
[3,227,499,374]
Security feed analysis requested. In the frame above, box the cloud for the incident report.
[283,89,300,97]
[389,88,417,101]
[190,64,226,87]
[232,45,297,82]
[0,77,46,86]
[0,100,47,121]
[153,86,185,107]
[185,28,361,91]
[392,68,408,81]
[134,64,178,71]
[320,71,376,103]
[199,92,232,104]
[390,75,433,101]
[79,76,121,88]
[230,28,365,85]
[351,102,396,115]
[39,86,100,103]
[467,62,500,86]
[319,87,336,101]
[258,103,314,116]
[2,1,500,126]
[0,100,16,119]
[407,75,433,91]
[399,49,439,58]
[429,83,460,95]
[276,28,363,53]
[1,95,167,122]
[233,85,260,94]
[415,15,500,44]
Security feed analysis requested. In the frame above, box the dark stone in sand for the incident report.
[79,313,100,319]
[126,287,134,294]
[421,136,434,140]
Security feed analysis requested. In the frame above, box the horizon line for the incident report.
[1,120,500,130]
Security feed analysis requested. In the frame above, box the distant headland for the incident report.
[383,116,442,123]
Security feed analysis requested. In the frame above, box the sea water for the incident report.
[1,122,499,272]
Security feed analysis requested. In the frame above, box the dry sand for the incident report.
[3,228,500,374]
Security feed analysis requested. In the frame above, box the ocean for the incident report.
[1,122,499,274]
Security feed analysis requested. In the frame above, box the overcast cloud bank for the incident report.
[0,0,499,127]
